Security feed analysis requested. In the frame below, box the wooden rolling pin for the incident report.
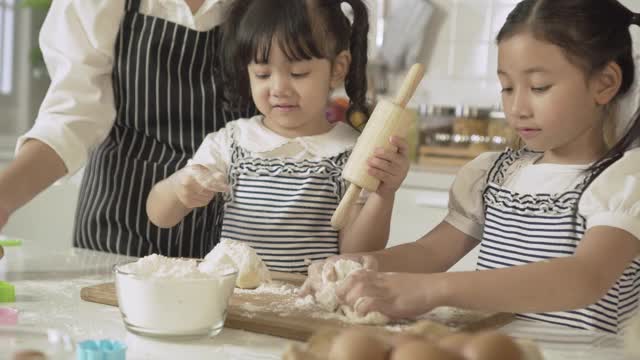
[331,63,425,230]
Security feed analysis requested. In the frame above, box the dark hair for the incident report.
[222,0,370,127]
[497,0,640,182]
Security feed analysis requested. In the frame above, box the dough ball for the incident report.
[204,239,271,289]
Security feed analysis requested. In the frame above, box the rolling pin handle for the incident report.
[330,184,361,230]
[393,63,426,108]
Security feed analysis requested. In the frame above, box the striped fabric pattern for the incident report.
[221,139,349,273]
[74,0,254,258]
[478,149,640,333]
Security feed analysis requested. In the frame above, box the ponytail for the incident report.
[341,0,370,131]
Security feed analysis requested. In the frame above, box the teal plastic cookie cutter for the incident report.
[0,281,15,303]
[76,339,127,360]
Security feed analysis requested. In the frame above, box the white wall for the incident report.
[379,0,640,107]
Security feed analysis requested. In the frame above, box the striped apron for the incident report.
[73,0,254,257]
[220,136,349,273]
[478,149,640,333]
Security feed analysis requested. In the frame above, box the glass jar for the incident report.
[451,106,491,149]
[487,110,517,150]
[418,105,457,147]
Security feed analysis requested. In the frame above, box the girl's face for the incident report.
[498,31,608,163]
[248,39,349,138]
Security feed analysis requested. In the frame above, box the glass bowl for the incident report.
[113,260,237,339]
[0,325,75,359]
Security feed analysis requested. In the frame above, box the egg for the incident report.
[390,340,465,360]
[463,331,522,360]
[389,333,426,348]
[12,350,47,360]
[328,328,388,360]
[438,332,473,354]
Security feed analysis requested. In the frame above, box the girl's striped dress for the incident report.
[477,149,640,333]
[219,127,351,273]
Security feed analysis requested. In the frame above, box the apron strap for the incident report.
[126,0,142,13]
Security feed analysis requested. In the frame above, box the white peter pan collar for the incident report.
[236,116,359,158]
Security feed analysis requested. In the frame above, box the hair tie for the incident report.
[614,23,640,141]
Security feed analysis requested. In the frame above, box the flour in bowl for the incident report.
[118,254,235,278]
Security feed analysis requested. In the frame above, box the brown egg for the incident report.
[463,331,522,360]
[328,328,388,360]
[12,350,47,360]
[438,332,473,354]
[389,333,425,348]
[390,340,464,360]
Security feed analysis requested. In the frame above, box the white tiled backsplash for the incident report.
[375,0,639,108]
[377,0,520,108]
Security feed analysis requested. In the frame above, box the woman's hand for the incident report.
[170,165,228,209]
[0,206,9,231]
[299,254,378,297]
[335,270,442,320]
[367,136,411,199]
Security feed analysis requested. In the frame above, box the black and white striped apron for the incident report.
[73,0,254,257]
[221,134,349,272]
[478,149,640,333]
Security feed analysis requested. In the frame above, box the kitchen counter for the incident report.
[0,239,632,360]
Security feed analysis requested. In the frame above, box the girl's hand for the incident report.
[367,136,410,199]
[170,165,228,209]
[335,270,440,320]
[299,254,378,297]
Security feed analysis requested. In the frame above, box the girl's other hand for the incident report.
[170,165,228,209]
[299,254,378,297]
[367,136,410,199]
[335,270,438,320]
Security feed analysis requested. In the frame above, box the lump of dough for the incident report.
[314,259,390,325]
[203,239,271,289]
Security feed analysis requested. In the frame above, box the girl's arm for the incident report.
[146,175,192,228]
[338,136,410,253]
[302,221,477,295]
[339,226,639,319]
[146,165,222,228]
[438,226,640,313]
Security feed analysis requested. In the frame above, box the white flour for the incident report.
[233,281,388,324]
[115,254,237,335]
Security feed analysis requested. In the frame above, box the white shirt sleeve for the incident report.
[579,148,640,240]
[16,0,126,176]
[188,125,233,177]
[444,151,501,240]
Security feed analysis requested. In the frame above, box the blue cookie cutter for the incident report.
[77,339,127,360]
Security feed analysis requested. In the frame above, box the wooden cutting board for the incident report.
[80,272,513,341]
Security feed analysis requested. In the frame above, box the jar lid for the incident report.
[455,105,492,118]
[418,104,457,117]
[0,281,15,303]
[0,308,18,325]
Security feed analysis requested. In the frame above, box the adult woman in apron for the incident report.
[0,0,254,257]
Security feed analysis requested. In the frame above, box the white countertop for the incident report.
[0,239,633,360]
